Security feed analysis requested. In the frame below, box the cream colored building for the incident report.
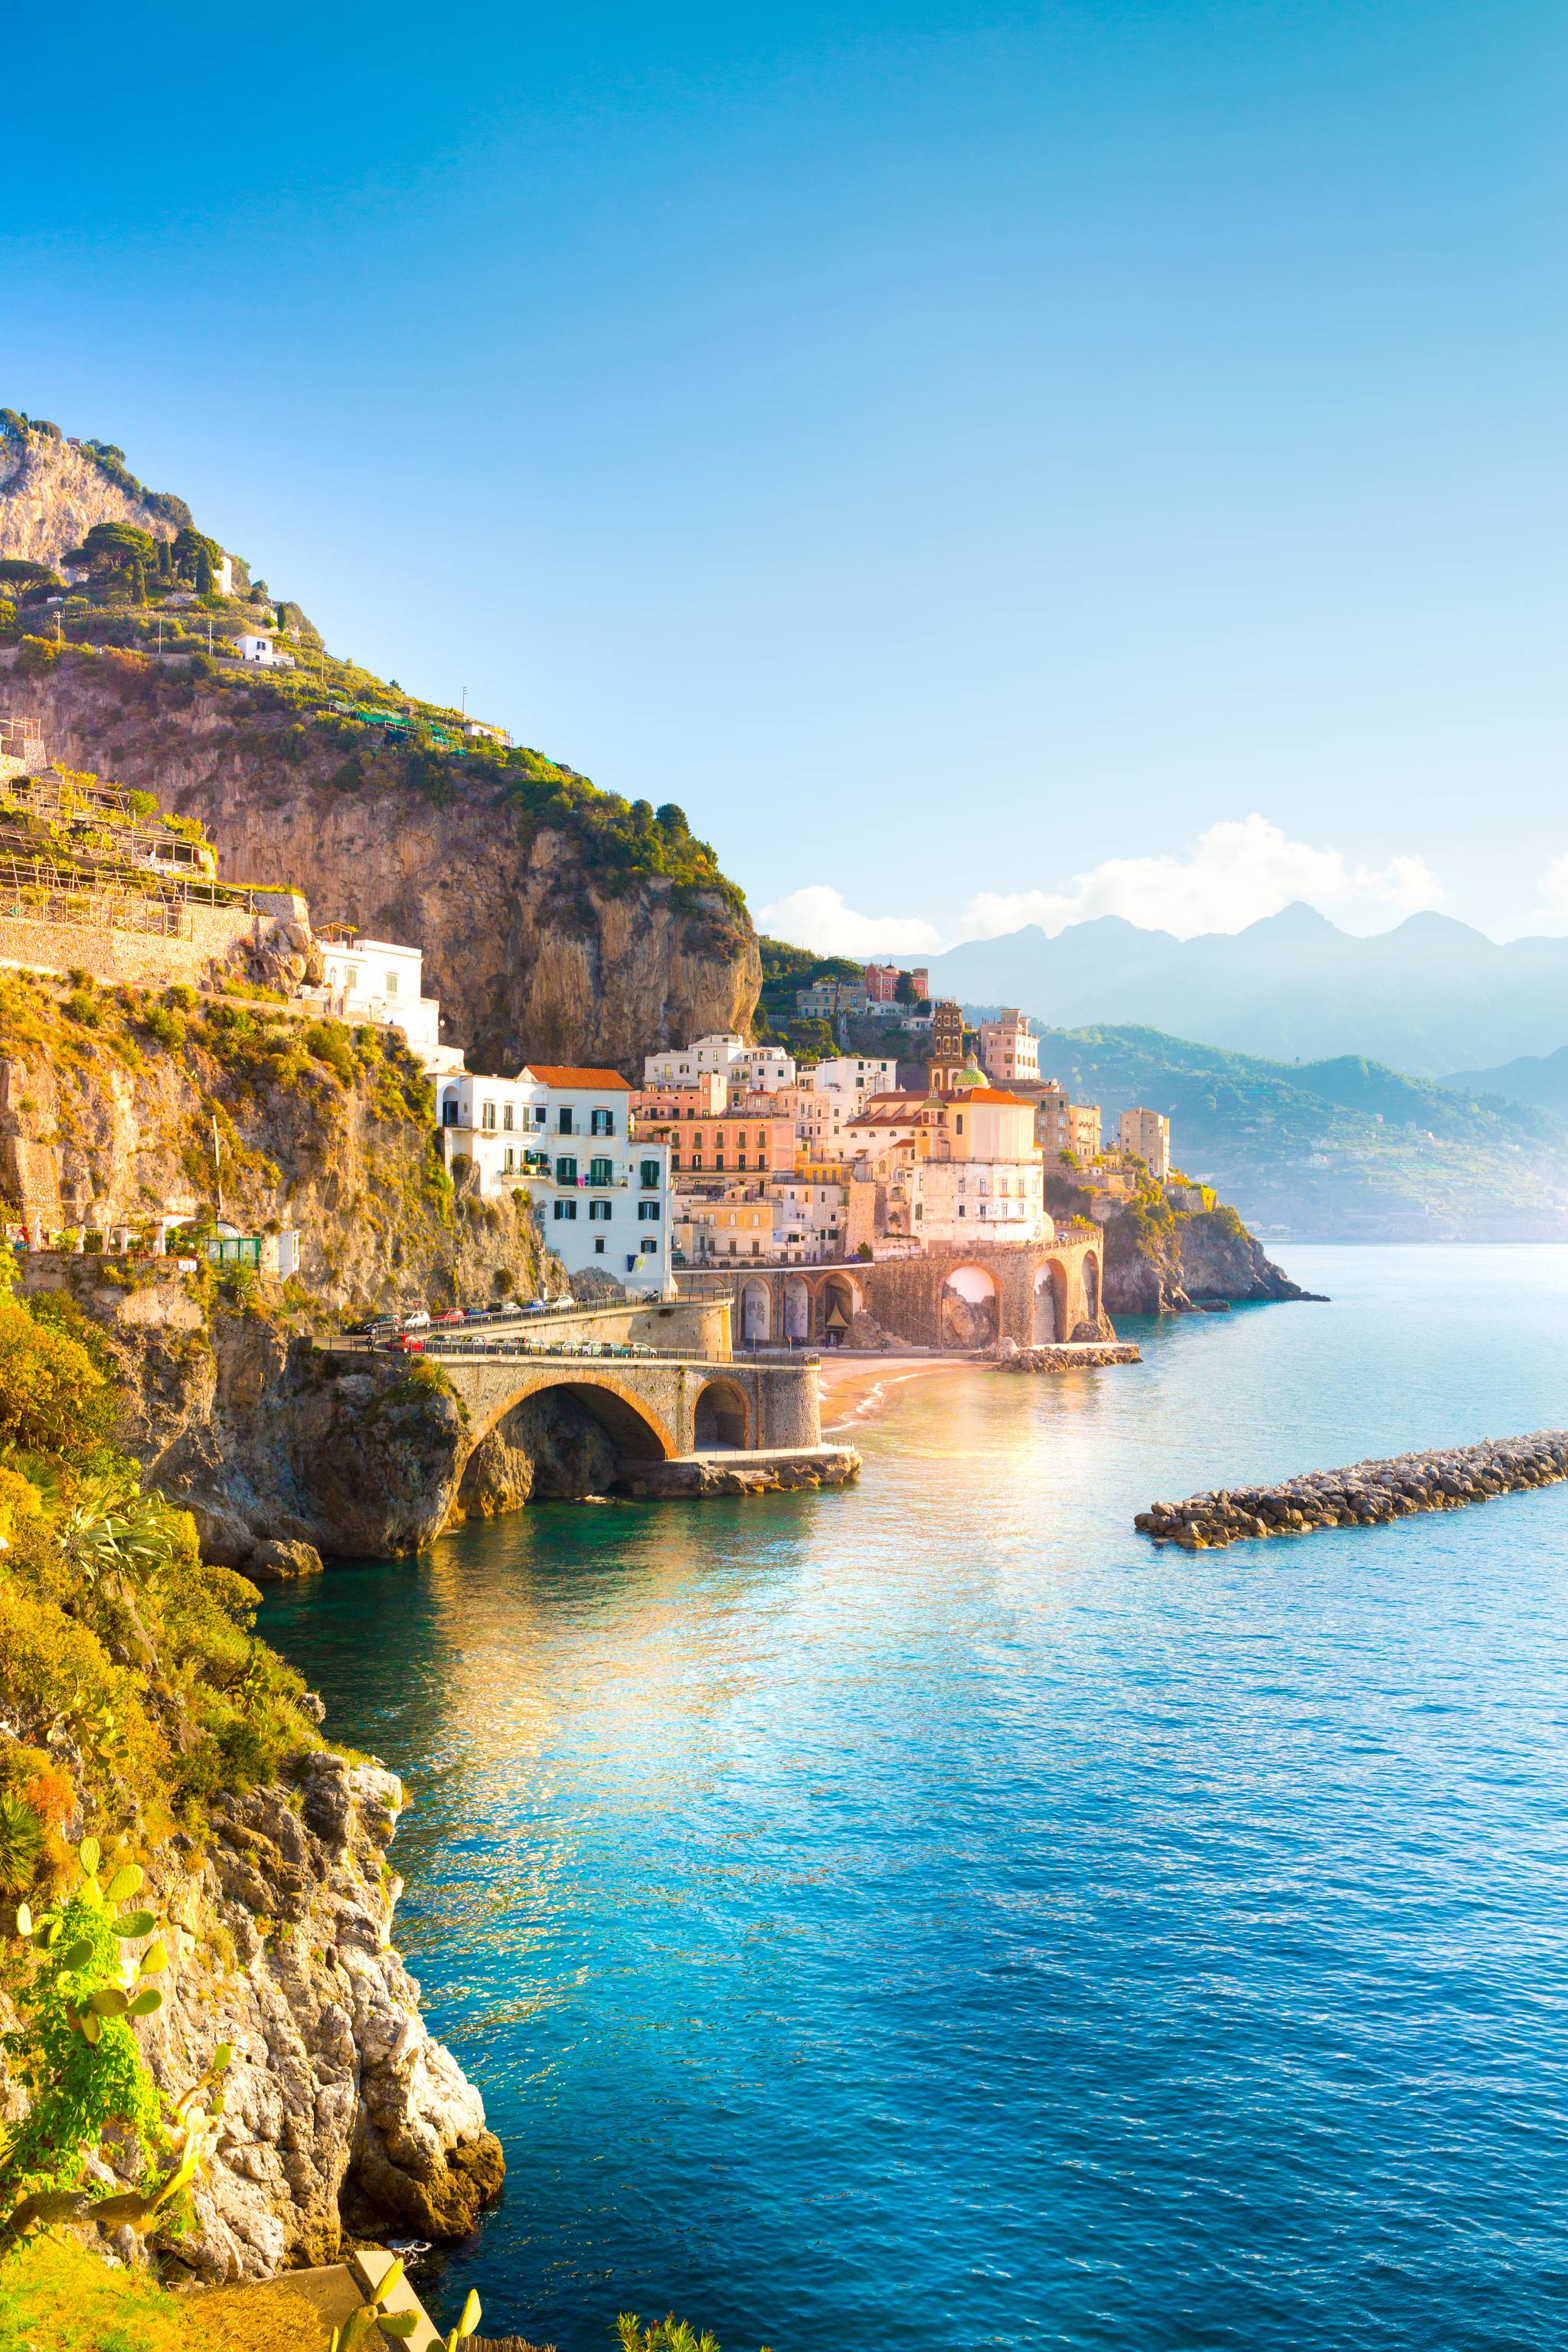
[1117,1106,1171,1183]
[978,1009,1040,1087]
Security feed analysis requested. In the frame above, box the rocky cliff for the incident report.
[0,420,192,567]
[1044,1178,1314,1315]
[0,967,556,1566]
[147,1750,503,2281]
[5,648,760,1076]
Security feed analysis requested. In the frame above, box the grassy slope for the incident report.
[1031,1024,1568,1239]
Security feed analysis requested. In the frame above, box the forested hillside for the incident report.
[1030,1024,1568,1240]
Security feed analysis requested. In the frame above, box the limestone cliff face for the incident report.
[0,427,188,565]
[1044,1178,1312,1315]
[12,651,761,1073]
[145,1751,503,2282]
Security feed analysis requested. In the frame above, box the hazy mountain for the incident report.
[1024,1024,1568,1243]
[917,906,1568,1076]
[1441,1046,1568,1119]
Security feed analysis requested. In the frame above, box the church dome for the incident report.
[954,1059,988,1089]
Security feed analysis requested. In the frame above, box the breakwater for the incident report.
[997,1341,1142,1372]
[1135,1429,1568,1548]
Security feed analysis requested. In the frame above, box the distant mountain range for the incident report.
[1023,1025,1568,1242]
[916,906,1568,1076]
[1442,1046,1568,1119]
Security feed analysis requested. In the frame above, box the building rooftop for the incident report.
[521,1063,633,1090]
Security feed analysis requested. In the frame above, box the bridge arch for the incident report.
[817,1270,862,1344]
[740,1276,773,1344]
[941,1262,999,1351]
[467,1369,678,1464]
[1034,1261,1067,1343]
[693,1376,750,1450]
[782,1276,812,1342]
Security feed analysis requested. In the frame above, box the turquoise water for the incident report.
[260,1246,1568,2351]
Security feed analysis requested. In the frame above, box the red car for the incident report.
[385,1333,426,1353]
[433,1309,466,1325]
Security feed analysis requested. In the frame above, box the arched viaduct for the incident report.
[679,1233,1109,1353]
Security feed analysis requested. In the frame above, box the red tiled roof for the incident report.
[520,1064,632,1089]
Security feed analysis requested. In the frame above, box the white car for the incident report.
[402,1307,431,1330]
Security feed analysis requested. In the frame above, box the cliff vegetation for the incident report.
[1,412,760,1073]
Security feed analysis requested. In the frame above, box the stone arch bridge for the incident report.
[679,1231,1109,1353]
[319,1299,838,1523]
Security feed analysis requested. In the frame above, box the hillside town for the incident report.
[0,715,1182,1351]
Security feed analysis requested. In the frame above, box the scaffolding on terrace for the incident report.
[0,854,192,938]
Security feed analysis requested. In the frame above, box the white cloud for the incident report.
[760,816,1444,955]
[955,817,1444,942]
[1527,855,1568,932]
[753,884,942,958]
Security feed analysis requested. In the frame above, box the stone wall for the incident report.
[0,890,312,997]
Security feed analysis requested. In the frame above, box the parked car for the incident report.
[402,1308,431,1329]
[433,1308,466,1325]
[385,1333,425,1353]
[348,1315,400,1338]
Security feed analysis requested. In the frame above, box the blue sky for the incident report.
[5,1,1564,947]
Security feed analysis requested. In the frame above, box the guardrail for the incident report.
[314,1331,818,1368]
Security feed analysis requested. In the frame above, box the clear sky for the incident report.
[5,2,1564,949]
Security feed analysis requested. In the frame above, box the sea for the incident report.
[260,1244,1568,2352]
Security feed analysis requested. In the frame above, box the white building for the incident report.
[464,718,510,746]
[766,1171,849,1260]
[317,933,444,1060]
[234,629,296,669]
[437,1063,672,1294]
[808,1054,898,1100]
[643,1033,795,1091]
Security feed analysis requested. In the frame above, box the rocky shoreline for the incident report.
[1136,1430,1568,1550]
[996,1341,1142,1372]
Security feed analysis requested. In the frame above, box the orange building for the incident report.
[636,1109,797,1177]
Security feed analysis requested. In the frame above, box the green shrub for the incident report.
[0,1795,44,1897]
[301,1020,356,1085]
[15,637,58,679]
[142,1004,185,1049]
[61,993,99,1029]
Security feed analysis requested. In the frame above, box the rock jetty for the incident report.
[1136,1430,1568,1550]
[996,1341,1142,1372]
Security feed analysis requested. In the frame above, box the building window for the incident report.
[590,1199,612,1222]
[738,1154,747,1171]
[640,1160,660,1188]
[591,1108,615,1135]
[558,1107,574,1135]
[385,972,399,995]
[504,1148,514,1172]
[503,1104,514,1131]
[556,1155,578,1184]
[482,1102,496,1130]
[534,1106,547,1125]
[553,1199,577,1221]
[441,1096,459,1127]
[692,1155,704,1171]
[589,1157,613,1187]
[640,1235,657,1253]
[638,1201,662,1222]
[715,1155,725,1171]
[595,1236,606,1253]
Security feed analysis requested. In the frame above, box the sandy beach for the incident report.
[816,1351,973,1435]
